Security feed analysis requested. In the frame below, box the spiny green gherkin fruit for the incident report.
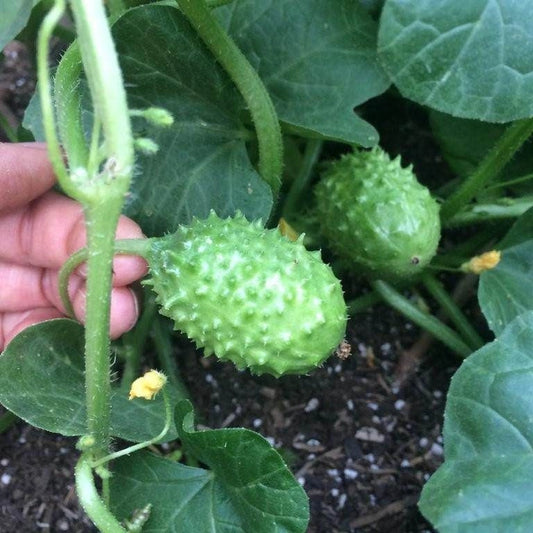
[145,212,347,377]
[316,147,441,281]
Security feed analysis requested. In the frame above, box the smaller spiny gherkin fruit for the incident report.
[316,147,441,281]
[145,212,347,377]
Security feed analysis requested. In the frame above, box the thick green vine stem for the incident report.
[70,0,134,190]
[58,239,152,319]
[440,118,533,223]
[371,280,472,358]
[75,454,127,533]
[177,0,283,194]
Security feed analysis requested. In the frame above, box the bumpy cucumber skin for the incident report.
[316,148,441,281]
[146,212,347,377]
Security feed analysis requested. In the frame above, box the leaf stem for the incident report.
[75,454,127,532]
[440,118,533,223]
[421,273,484,350]
[177,0,283,194]
[371,280,471,358]
[91,388,173,469]
[37,0,74,195]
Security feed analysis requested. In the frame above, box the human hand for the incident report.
[0,143,148,351]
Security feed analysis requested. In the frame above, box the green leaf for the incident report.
[0,0,35,50]
[0,320,179,442]
[110,451,244,531]
[110,401,308,532]
[378,0,533,122]
[216,0,390,147]
[478,208,533,335]
[429,111,533,195]
[112,4,272,236]
[419,311,533,531]
[175,400,309,532]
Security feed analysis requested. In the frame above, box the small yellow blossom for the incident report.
[278,218,300,242]
[462,250,501,274]
[129,370,167,400]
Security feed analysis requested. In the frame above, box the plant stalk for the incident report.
[371,280,472,358]
[177,0,283,194]
[75,454,126,532]
[69,0,134,188]
[440,118,533,223]
[83,202,123,455]
[421,273,484,350]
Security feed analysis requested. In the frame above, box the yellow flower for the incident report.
[129,370,167,400]
[462,250,501,274]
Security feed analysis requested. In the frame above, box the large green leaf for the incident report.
[112,4,272,236]
[216,0,390,147]
[110,401,308,532]
[0,320,179,442]
[478,208,533,335]
[0,0,35,50]
[110,451,243,531]
[378,0,533,122]
[419,311,533,531]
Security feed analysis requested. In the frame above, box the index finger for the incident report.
[0,143,56,212]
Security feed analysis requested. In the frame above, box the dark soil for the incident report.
[1,302,458,532]
[1,41,466,532]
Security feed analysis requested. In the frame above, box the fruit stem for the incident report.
[421,273,484,351]
[371,280,471,358]
[440,118,533,223]
[283,139,323,216]
[177,0,283,195]
[75,454,126,532]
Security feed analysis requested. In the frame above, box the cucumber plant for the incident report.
[1,0,533,531]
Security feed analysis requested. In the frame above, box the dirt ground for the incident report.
[0,301,458,532]
[0,40,471,532]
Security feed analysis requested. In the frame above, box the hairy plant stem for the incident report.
[371,280,472,358]
[177,0,283,195]
[75,454,127,532]
[440,118,533,223]
[83,202,124,456]
[67,0,134,461]
[70,0,133,181]
[37,0,72,193]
